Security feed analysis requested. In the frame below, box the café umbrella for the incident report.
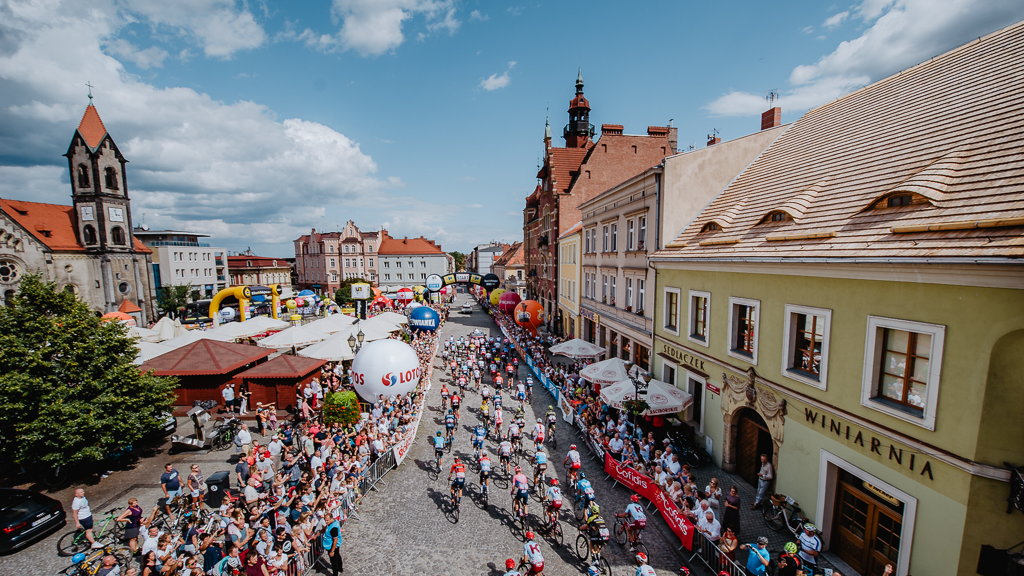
[599,377,693,416]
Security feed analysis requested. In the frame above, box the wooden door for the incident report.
[735,410,770,485]
[833,481,902,575]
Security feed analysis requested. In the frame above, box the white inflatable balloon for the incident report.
[349,339,421,400]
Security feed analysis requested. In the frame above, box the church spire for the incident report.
[563,68,594,148]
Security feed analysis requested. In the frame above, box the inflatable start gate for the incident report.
[208,284,282,325]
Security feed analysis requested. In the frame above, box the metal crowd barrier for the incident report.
[358,448,396,495]
[686,528,747,576]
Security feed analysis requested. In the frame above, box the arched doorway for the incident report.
[734,407,774,486]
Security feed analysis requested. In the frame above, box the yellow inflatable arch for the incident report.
[209,284,281,325]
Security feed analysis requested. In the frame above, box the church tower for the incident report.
[563,68,595,148]
[64,102,134,252]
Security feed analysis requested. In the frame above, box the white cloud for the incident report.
[0,0,387,254]
[116,0,266,57]
[480,61,517,91]
[823,11,849,29]
[469,10,487,21]
[104,39,169,69]
[303,0,460,56]
[705,0,1024,118]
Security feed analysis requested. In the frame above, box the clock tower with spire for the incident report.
[563,68,595,148]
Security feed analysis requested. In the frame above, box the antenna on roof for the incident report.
[668,118,674,127]
[86,81,94,104]
[765,90,778,107]
[707,129,719,140]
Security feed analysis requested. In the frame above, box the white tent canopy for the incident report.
[358,315,405,334]
[305,314,359,335]
[599,377,693,416]
[579,357,631,385]
[256,324,330,349]
[133,341,174,365]
[549,338,606,359]
[128,325,162,343]
[206,316,290,340]
[370,311,408,325]
[160,329,232,350]
[297,332,356,362]
[152,316,189,342]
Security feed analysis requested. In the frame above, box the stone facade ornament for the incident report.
[718,368,788,473]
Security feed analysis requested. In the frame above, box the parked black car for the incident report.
[0,488,66,554]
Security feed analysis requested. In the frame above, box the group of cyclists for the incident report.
[434,332,661,576]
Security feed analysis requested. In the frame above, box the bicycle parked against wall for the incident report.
[762,493,813,539]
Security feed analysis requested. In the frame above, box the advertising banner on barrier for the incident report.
[558,391,574,424]
[604,452,695,550]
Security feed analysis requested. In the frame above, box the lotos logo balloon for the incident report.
[349,339,421,400]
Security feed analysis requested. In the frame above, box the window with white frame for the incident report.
[609,276,617,305]
[626,219,636,251]
[782,305,832,389]
[663,287,680,334]
[728,297,760,363]
[637,278,645,313]
[601,275,608,302]
[610,223,618,252]
[602,226,609,252]
[638,215,647,250]
[625,278,633,310]
[688,290,711,346]
[861,316,945,429]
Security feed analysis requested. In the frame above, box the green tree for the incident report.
[0,274,177,471]
[157,284,191,319]
[449,251,466,271]
[334,277,369,305]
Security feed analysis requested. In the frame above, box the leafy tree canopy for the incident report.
[157,284,191,319]
[449,251,466,271]
[0,274,177,469]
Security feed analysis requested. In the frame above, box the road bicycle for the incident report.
[762,493,812,538]
[574,525,612,575]
[208,416,241,451]
[57,509,125,556]
[613,516,649,558]
[57,542,132,575]
[540,505,563,546]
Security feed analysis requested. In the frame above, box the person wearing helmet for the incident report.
[532,418,545,450]
[508,419,523,454]
[545,405,558,439]
[576,472,595,508]
[498,434,514,475]
[440,382,450,410]
[587,565,601,576]
[739,536,771,576]
[776,541,803,576]
[580,500,607,555]
[448,456,467,506]
[677,568,691,576]
[797,523,821,569]
[478,451,492,497]
[444,410,457,444]
[511,465,531,518]
[544,477,563,528]
[521,531,545,575]
[502,557,522,576]
[450,391,462,418]
[563,443,582,484]
[634,551,657,576]
[616,493,648,549]
[533,442,549,487]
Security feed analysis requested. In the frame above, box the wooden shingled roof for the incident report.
[657,20,1024,262]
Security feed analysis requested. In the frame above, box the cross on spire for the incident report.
[86,81,94,104]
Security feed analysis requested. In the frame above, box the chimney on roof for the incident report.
[648,125,678,154]
[706,130,721,147]
[601,124,624,136]
[761,107,782,130]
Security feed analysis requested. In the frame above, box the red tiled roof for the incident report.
[77,105,108,150]
[139,339,272,376]
[0,198,151,253]
[545,147,590,195]
[118,299,142,314]
[377,230,444,255]
[236,354,326,380]
[494,242,524,268]
[227,255,289,268]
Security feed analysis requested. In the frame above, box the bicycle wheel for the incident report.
[596,555,612,575]
[763,505,786,531]
[550,434,558,450]
[633,541,649,558]
[613,519,627,545]
[211,433,230,451]
[550,520,563,546]
[575,534,590,562]
[57,529,88,557]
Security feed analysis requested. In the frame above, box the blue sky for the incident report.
[1,0,1021,256]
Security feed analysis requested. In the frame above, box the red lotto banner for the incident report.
[603,452,695,550]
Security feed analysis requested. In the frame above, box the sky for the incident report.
[1,0,1022,257]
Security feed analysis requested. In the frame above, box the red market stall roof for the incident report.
[139,339,272,376]
[236,354,326,380]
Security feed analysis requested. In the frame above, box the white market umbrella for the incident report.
[159,329,222,350]
[152,316,188,341]
[297,332,356,362]
[359,315,405,334]
[256,324,330,349]
[305,313,359,334]
[600,378,693,416]
[579,357,631,384]
[338,321,397,343]
[549,338,606,359]
[133,341,174,364]
[207,316,290,340]
[370,311,408,325]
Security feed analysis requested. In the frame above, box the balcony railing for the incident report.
[147,241,210,247]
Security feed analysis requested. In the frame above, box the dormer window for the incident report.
[887,193,913,207]
[699,222,721,234]
[77,165,90,188]
[104,167,118,189]
[866,192,930,211]
[758,210,793,225]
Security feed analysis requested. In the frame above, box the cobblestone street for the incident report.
[342,299,687,576]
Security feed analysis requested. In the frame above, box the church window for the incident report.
[83,225,97,245]
[0,259,21,283]
[111,226,126,245]
[104,167,118,189]
[77,165,90,188]
[118,282,131,295]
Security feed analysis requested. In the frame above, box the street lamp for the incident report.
[623,361,652,440]
[347,328,366,354]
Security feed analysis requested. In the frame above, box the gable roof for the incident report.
[0,198,150,253]
[138,339,272,376]
[541,147,590,195]
[76,105,108,151]
[658,20,1024,261]
[377,230,444,255]
[494,242,525,268]
[236,354,326,380]
[118,298,142,314]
